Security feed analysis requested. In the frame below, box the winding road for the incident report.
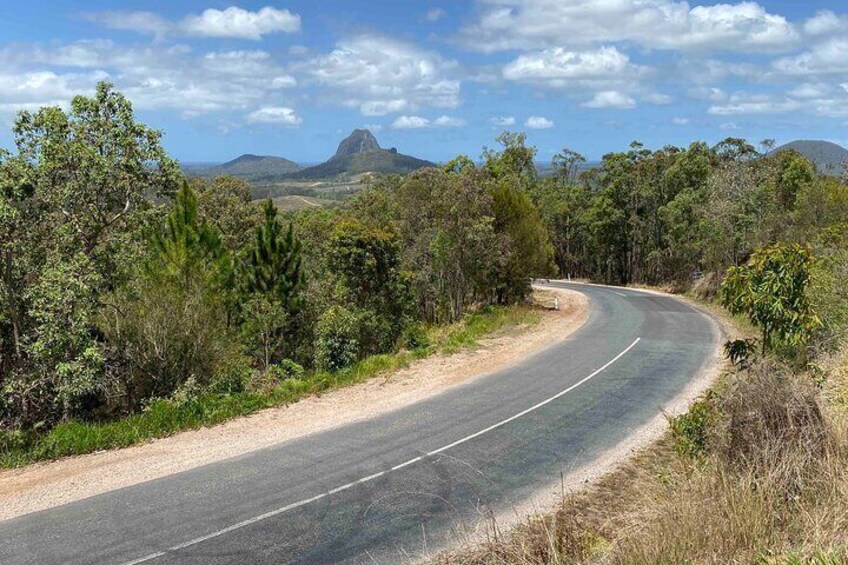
[0,282,720,564]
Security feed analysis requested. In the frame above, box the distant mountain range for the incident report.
[201,154,302,180]
[188,129,434,182]
[773,140,848,176]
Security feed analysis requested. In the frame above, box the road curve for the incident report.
[0,282,720,564]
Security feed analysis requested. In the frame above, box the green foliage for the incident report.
[314,305,360,372]
[241,199,304,308]
[724,339,759,369]
[326,219,413,352]
[1,81,179,428]
[101,184,238,403]
[268,359,305,381]
[490,181,555,302]
[149,183,232,288]
[721,243,822,353]
[670,395,718,458]
[194,176,262,252]
[238,295,289,370]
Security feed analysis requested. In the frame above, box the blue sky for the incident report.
[0,1,846,164]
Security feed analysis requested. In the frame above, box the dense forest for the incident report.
[1,83,847,451]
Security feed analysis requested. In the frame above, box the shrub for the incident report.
[208,357,253,394]
[400,322,430,350]
[670,394,718,458]
[268,359,305,381]
[713,362,831,489]
[314,305,360,372]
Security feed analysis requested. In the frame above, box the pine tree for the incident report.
[148,182,231,289]
[241,199,304,309]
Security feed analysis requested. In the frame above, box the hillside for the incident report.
[288,129,435,179]
[195,154,302,180]
[773,140,848,176]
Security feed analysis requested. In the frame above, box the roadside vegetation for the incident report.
[434,136,848,564]
[0,83,554,465]
[2,87,848,565]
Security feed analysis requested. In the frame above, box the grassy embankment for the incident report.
[0,304,541,469]
[435,295,848,565]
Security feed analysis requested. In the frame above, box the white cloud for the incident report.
[645,93,673,105]
[708,93,802,115]
[525,116,554,129]
[391,114,466,129]
[83,11,170,38]
[788,83,833,99]
[688,86,728,102]
[582,91,636,109]
[247,106,302,126]
[672,117,691,125]
[391,115,431,129]
[491,116,516,126]
[803,11,848,36]
[300,35,460,116]
[503,46,637,84]
[182,7,300,40]
[0,41,296,116]
[461,0,799,53]
[0,70,108,114]
[433,115,467,127]
[773,38,848,75]
[86,6,301,40]
[425,8,447,22]
[721,122,740,130]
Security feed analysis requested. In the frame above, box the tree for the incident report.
[326,219,413,353]
[149,184,232,290]
[241,200,304,309]
[102,184,237,401]
[237,200,305,368]
[552,148,586,182]
[490,181,554,302]
[1,82,180,428]
[194,176,262,252]
[721,243,821,354]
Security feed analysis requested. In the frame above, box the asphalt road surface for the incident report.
[0,282,720,564]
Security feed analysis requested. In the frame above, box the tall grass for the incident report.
[434,356,848,565]
[0,303,541,468]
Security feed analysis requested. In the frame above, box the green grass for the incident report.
[0,304,541,468]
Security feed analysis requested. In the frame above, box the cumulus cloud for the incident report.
[391,115,466,129]
[247,106,302,126]
[582,91,637,109]
[525,116,554,129]
[461,0,799,53]
[672,117,691,125]
[392,115,430,129]
[503,46,637,84]
[300,35,460,116]
[803,10,848,36]
[85,6,301,40]
[773,38,848,75]
[0,70,107,112]
[0,40,297,117]
[433,115,467,127]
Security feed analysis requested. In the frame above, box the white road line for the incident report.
[121,337,641,565]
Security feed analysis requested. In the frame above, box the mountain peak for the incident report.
[334,129,381,158]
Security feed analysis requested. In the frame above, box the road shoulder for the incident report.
[0,288,588,522]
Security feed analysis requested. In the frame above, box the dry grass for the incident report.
[433,354,848,565]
